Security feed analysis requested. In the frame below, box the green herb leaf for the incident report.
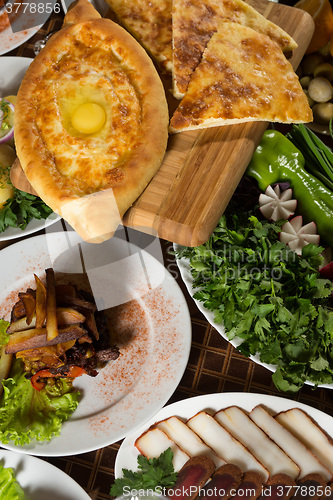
[110,448,177,497]
[0,189,53,232]
[175,207,333,392]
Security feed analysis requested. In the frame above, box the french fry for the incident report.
[5,324,91,354]
[55,307,86,325]
[6,315,36,333]
[7,307,86,334]
[46,268,58,340]
[34,274,47,329]
[18,291,36,325]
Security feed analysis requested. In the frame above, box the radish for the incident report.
[259,185,297,221]
[279,216,320,255]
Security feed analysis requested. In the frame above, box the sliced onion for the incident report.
[0,126,14,145]
[0,99,15,145]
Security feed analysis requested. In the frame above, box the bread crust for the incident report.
[14,0,169,243]
[104,0,173,72]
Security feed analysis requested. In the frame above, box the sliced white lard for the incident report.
[276,408,333,476]
[187,411,269,481]
[135,427,189,471]
[215,406,300,479]
[156,416,225,467]
[250,405,332,481]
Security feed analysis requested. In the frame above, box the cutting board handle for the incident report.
[10,158,38,196]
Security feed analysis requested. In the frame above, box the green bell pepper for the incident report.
[246,129,333,247]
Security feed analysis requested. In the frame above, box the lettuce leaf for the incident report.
[0,465,25,499]
[0,359,80,445]
[0,465,25,498]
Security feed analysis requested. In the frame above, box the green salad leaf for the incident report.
[0,359,80,445]
[0,188,53,233]
[110,448,177,497]
[176,207,333,392]
[0,464,25,499]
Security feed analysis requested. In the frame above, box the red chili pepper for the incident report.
[31,369,53,391]
[67,365,86,378]
[30,366,86,391]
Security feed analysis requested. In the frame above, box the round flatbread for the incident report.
[14,0,169,243]
[169,22,312,132]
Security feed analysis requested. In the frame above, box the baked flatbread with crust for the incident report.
[14,0,169,243]
[169,22,312,132]
[104,0,173,72]
[172,0,298,98]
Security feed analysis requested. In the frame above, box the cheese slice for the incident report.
[172,0,298,98]
[169,21,312,133]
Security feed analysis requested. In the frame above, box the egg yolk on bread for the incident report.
[71,102,106,134]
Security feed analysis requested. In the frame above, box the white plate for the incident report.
[0,449,90,499]
[175,245,333,389]
[0,56,32,96]
[115,392,333,476]
[0,212,62,241]
[0,230,191,456]
[0,25,42,56]
[0,56,61,240]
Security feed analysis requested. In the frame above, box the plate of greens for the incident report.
[0,57,60,240]
[174,200,333,393]
[0,229,191,456]
[0,210,61,241]
[0,449,90,499]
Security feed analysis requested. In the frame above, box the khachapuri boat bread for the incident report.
[14,0,169,243]
[169,21,312,133]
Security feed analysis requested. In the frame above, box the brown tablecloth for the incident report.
[1,6,333,499]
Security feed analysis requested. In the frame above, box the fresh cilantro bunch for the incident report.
[176,209,333,393]
[0,188,53,232]
[110,448,177,497]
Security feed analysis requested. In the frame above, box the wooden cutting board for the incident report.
[122,0,315,247]
[11,0,314,246]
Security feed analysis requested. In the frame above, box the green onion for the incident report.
[287,124,333,191]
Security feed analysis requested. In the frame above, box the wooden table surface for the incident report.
[1,4,333,500]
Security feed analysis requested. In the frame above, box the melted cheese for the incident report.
[33,30,142,194]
